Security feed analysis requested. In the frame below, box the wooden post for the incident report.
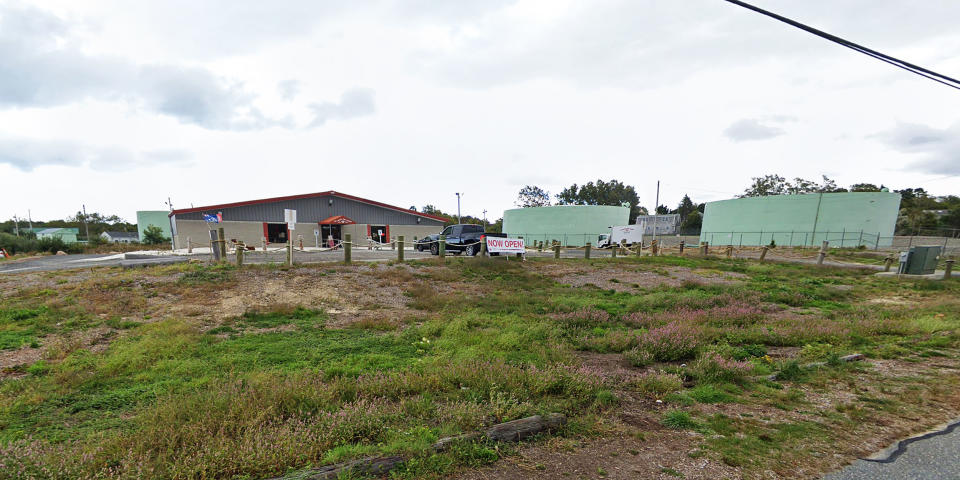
[236,243,244,265]
[262,237,267,252]
[611,243,617,258]
[537,241,543,253]
[945,259,954,280]
[760,245,769,262]
[187,237,192,254]
[217,227,226,260]
[584,242,591,259]
[678,240,684,255]
[343,234,352,263]
[651,239,658,256]
[700,241,708,256]
[481,237,488,257]
[883,257,894,272]
[439,235,446,260]
[726,245,733,258]
[397,235,404,262]
[817,240,829,265]
[554,244,561,259]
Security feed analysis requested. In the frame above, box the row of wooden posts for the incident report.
[210,232,955,278]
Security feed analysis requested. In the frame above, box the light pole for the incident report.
[455,193,462,224]
[482,209,488,230]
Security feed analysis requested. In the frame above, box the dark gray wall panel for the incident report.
[175,194,444,226]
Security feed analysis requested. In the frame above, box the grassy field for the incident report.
[0,255,958,479]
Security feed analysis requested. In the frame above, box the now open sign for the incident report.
[486,237,525,254]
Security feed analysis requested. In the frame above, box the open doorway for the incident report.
[320,224,342,247]
[369,225,387,244]
[265,223,288,243]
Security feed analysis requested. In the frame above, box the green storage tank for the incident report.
[700,192,901,247]
[502,205,630,247]
[137,211,173,243]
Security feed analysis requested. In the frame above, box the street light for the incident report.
[455,192,462,224]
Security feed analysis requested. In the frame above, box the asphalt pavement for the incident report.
[824,420,960,480]
[0,253,188,273]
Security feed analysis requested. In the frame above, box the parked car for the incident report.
[425,224,507,256]
[414,234,439,252]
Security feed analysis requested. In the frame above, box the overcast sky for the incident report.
[2,0,959,223]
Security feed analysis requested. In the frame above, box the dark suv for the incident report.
[421,224,506,256]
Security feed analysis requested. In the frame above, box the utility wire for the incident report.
[723,0,960,91]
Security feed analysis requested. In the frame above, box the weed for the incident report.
[662,410,700,430]
[637,322,700,361]
[628,371,683,399]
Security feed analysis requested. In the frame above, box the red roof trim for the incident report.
[169,191,448,222]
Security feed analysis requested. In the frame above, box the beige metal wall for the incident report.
[174,220,265,249]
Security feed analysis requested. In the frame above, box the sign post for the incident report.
[314,229,320,248]
[284,209,296,266]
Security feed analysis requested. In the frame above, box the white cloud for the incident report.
[874,122,960,175]
[723,117,794,142]
[0,4,374,131]
[0,136,192,171]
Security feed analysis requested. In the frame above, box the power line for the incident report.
[723,0,960,91]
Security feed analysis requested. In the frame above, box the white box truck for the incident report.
[597,222,646,248]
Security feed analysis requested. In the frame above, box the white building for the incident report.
[101,231,139,243]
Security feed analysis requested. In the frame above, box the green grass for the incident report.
[1,254,959,479]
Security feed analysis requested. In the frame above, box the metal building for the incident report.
[699,192,901,247]
[502,205,630,247]
[168,191,446,249]
[137,211,173,242]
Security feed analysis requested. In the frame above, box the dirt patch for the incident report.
[455,430,741,480]
[0,346,42,376]
[551,266,744,292]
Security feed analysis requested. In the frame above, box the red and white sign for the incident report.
[486,237,525,254]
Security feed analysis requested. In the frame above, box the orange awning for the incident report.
[319,215,356,225]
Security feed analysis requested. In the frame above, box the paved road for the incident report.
[824,421,960,480]
[0,253,188,273]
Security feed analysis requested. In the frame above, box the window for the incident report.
[462,225,483,234]
[440,226,452,237]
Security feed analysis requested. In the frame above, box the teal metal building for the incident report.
[502,205,630,247]
[29,228,80,243]
[137,211,173,243]
[699,192,901,247]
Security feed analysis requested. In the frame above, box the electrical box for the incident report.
[901,246,941,275]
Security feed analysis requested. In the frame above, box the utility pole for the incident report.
[27,210,33,230]
[82,204,90,241]
[455,192,462,224]
[653,181,660,246]
[12,215,19,237]
[482,209,488,230]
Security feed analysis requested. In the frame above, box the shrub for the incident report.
[623,347,655,367]
[688,352,754,384]
[636,322,700,362]
[142,225,170,245]
[628,371,683,399]
[662,410,699,430]
[776,360,806,382]
[688,384,735,403]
